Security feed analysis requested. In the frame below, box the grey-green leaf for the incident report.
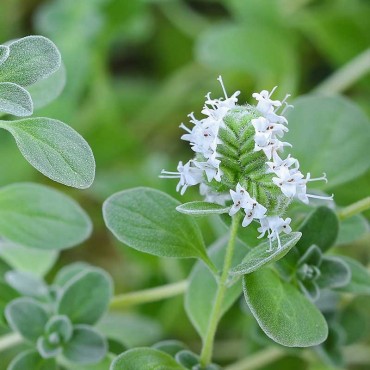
[110,348,186,370]
[335,257,370,295]
[0,118,95,188]
[0,36,61,87]
[57,269,113,325]
[8,350,57,370]
[63,325,107,364]
[0,82,33,116]
[0,183,92,250]
[103,187,214,269]
[230,232,301,276]
[185,237,247,339]
[5,271,48,298]
[5,298,49,342]
[243,268,328,347]
[285,95,370,188]
[176,201,230,216]
[317,256,351,289]
[0,45,9,66]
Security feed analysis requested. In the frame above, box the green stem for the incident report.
[109,280,188,310]
[199,215,240,367]
[314,48,370,95]
[224,347,284,370]
[0,332,22,353]
[337,196,370,221]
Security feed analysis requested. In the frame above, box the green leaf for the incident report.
[176,201,230,216]
[317,256,351,289]
[335,256,370,295]
[297,206,339,254]
[5,298,49,342]
[0,118,95,189]
[37,336,63,358]
[175,350,199,368]
[243,268,328,347]
[110,348,186,370]
[57,268,113,325]
[0,36,61,87]
[61,354,116,370]
[53,262,91,287]
[298,279,320,302]
[285,95,370,188]
[0,241,57,276]
[230,232,301,276]
[152,340,187,356]
[103,187,214,269]
[336,214,369,245]
[63,325,107,364]
[26,64,66,110]
[0,183,92,250]
[0,45,9,66]
[0,82,33,116]
[185,237,247,339]
[8,350,57,370]
[45,315,73,342]
[5,271,49,298]
[97,312,163,348]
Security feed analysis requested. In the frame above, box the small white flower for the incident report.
[258,216,292,251]
[229,183,249,216]
[252,117,288,139]
[199,183,231,205]
[266,152,299,174]
[252,87,281,115]
[254,136,292,160]
[296,173,333,204]
[272,166,305,197]
[241,201,267,227]
[194,156,223,183]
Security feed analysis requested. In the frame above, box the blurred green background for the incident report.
[0,0,369,368]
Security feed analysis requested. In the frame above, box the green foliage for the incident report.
[176,201,230,216]
[0,83,33,117]
[110,348,186,370]
[243,268,328,347]
[103,187,215,270]
[230,232,301,275]
[0,118,95,189]
[8,350,56,370]
[0,183,92,250]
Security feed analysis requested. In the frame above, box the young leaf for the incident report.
[176,201,230,216]
[103,188,214,269]
[335,257,370,295]
[317,256,351,289]
[0,36,61,87]
[230,232,301,276]
[57,269,113,325]
[0,183,92,250]
[285,95,370,188]
[110,348,186,370]
[152,340,188,356]
[243,268,328,347]
[0,118,95,189]
[63,325,107,364]
[53,262,91,287]
[0,45,9,66]
[185,237,247,339]
[0,82,33,116]
[5,298,49,342]
[5,271,49,298]
[175,350,199,368]
[8,350,57,370]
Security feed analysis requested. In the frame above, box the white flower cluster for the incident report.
[161,77,333,251]
[160,76,238,199]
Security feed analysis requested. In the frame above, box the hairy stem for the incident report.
[337,196,370,221]
[109,280,188,310]
[199,215,240,367]
[225,347,284,370]
[314,48,370,95]
[0,332,22,353]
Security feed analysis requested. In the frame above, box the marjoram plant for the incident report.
[0,34,369,370]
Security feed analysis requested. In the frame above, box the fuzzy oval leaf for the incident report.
[336,257,370,295]
[103,188,213,267]
[0,118,95,188]
[243,268,328,347]
[5,271,48,298]
[57,269,113,325]
[285,95,370,188]
[185,237,247,339]
[176,201,230,216]
[0,82,33,116]
[0,183,92,250]
[0,45,9,66]
[5,298,48,341]
[9,350,57,370]
[230,232,301,276]
[63,325,107,364]
[0,36,61,87]
[110,348,186,370]
[317,256,351,289]
[336,214,369,245]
